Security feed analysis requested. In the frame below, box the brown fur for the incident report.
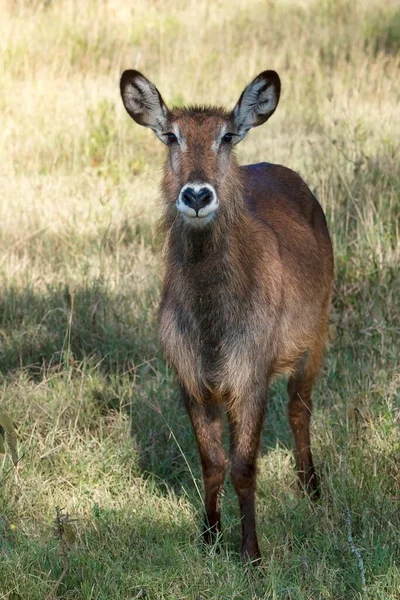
[120,71,334,563]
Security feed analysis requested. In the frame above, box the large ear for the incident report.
[120,70,169,141]
[232,70,280,143]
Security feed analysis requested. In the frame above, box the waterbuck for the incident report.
[120,69,334,563]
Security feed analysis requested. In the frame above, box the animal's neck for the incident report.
[166,204,243,268]
[163,202,261,309]
[178,221,227,266]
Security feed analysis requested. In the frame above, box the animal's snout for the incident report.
[182,187,213,215]
[177,182,219,226]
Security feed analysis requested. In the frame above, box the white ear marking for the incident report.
[232,71,280,140]
[120,70,169,137]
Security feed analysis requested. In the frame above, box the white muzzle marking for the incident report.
[176,182,219,227]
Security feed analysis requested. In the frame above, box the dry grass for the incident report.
[0,0,399,598]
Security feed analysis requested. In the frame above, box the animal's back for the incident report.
[242,162,333,287]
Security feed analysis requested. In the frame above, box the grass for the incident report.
[0,0,399,598]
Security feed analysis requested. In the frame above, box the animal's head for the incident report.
[120,70,280,227]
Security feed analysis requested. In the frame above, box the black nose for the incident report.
[182,187,213,214]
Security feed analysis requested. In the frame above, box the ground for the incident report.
[0,0,399,598]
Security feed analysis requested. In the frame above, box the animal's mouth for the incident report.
[180,211,217,227]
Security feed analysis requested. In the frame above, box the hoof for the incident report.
[305,470,321,501]
[299,468,321,501]
[241,542,261,566]
[202,517,222,546]
[308,484,321,501]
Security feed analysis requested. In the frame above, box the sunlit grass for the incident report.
[0,0,399,598]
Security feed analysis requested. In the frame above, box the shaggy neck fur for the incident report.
[161,160,250,268]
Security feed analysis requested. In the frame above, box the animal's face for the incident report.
[120,70,280,228]
[160,109,239,227]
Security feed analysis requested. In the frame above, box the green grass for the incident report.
[0,0,399,598]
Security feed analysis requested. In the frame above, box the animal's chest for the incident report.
[158,277,264,397]
[175,284,237,357]
[192,291,231,369]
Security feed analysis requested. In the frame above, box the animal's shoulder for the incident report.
[240,162,327,235]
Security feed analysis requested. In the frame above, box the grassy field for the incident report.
[0,0,399,598]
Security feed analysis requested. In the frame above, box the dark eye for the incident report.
[166,132,177,144]
[222,132,235,143]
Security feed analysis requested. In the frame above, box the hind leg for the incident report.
[287,347,323,498]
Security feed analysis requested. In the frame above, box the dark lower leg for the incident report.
[231,457,260,562]
[287,374,319,497]
[228,396,266,563]
[202,454,225,543]
[181,387,226,543]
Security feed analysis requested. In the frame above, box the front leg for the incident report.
[181,386,226,544]
[227,390,267,563]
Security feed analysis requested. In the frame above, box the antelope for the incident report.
[120,69,334,563]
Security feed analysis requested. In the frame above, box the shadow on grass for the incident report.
[0,282,204,494]
[0,282,160,377]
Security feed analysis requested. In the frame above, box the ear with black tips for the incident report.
[120,70,169,141]
[231,70,281,143]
